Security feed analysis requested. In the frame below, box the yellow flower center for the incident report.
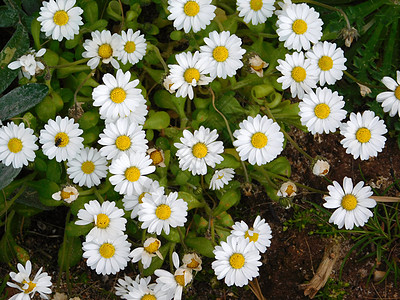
[356,127,371,143]
[217,174,224,180]
[252,63,264,72]
[229,253,245,269]
[212,46,229,62]
[22,280,36,294]
[81,161,95,174]
[96,213,110,229]
[251,132,268,149]
[99,243,115,258]
[291,66,306,82]
[98,44,113,59]
[53,10,69,26]
[341,194,357,211]
[8,138,23,153]
[138,192,147,203]
[314,103,331,119]
[155,204,171,220]
[184,68,201,84]
[187,258,200,269]
[150,150,164,165]
[318,56,334,71]
[245,229,259,243]
[395,86,400,100]
[124,41,136,53]
[61,191,74,200]
[125,167,141,182]
[250,0,263,11]
[175,274,186,286]
[292,19,308,34]
[183,1,200,16]
[115,135,131,151]
[285,184,295,196]
[144,240,160,253]
[141,295,156,300]
[54,132,69,147]
[192,142,208,158]
[110,88,127,104]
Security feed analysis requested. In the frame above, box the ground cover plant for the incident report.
[1,0,400,299]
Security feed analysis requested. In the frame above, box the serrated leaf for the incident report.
[0,162,21,190]
[185,237,214,258]
[178,191,204,210]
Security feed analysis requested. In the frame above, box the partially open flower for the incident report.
[182,253,202,271]
[312,159,330,177]
[249,54,268,77]
[340,27,359,47]
[163,76,175,94]
[52,186,79,203]
[147,148,166,167]
[277,181,297,197]
[357,83,372,97]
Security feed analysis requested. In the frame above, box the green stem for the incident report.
[74,70,95,109]
[0,185,27,217]
[57,209,71,290]
[93,187,105,203]
[343,70,383,89]
[177,227,188,251]
[78,188,94,196]
[210,217,216,246]
[168,243,176,273]
[48,58,89,69]
[148,44,168,72]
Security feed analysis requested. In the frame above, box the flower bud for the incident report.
[312,159,330,177]
[277,181,297,197]
[249,54,268,77]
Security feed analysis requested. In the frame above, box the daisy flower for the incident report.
[147,148,166,167]
[129,237,163,269]
[122,179,165,219]
[199,31,246,79]
[75,200,127,241]
[323,177,376,230]
[276,51,319,99]
[312,159,330,177]
[39,116,84,162]
[82,234,131,275]
[248,54,269,77]
[66,147,108,188]
[376,70,400,117]
[277,181,297,197]
[167,0,216,33]
[115,275,140,299]
[163,76,175,94]
[231,215,272,253]
[109,152,156,196]
[0,122,38,169]
[8,49,46,79]
[233,115,284,166]
[276,2,323,51]
[102,102,148,126]
[138,192,188,235]
[212,235,262,287]
[98,118,148,160]
[182,253,202,271]
[174,126,224,176]
[125,277,166,300]
[209,168,235,190]
[306,41,347,86]
[52,185,79,203]
[237,0,275,25]
[92,69,146,120]
[7,260,52,300]
[117,29,147,65]
[340,110,387,160]
[298,87,347,134]
[82,30,121,69]
[167,51,212,100]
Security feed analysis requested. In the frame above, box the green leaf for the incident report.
[27,179,61,207]
[0,83,49,120]
[265,157,291,177]
[0,25,30,94]
[216,91,246,115]
[0,6,18,27]
[213,188,241,216]
[215,211,234,227]
[0,233,16,263]
[143,111,170,130]
[66,221,92,237]
[142,243,170,276]
[215,153,241,169]
[178,191,204,211]
[58,236,83,270]
[161,227,180,243]
[0,162,21,190]
[46,159,62,183]
[185,237,214,258]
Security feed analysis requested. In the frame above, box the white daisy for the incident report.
[323,177,376,230]
[125,276,166,300]
[306,41,347,86]
[167,51,212,100]
[37,0,83,41]
[122,179,165,219]
[109,152,156,196]
[277,181,297,197]
[39,116,84,162]
[52,185,79,203]
[66,147,108,188]
[312,159,330,177]
[115,275,140,299]
[102,102,148,126]
[182,253,202,271]
[376,70,400,117]
[340,110,387,161]
[82,30,121,69]
[276,51,319,99]
[75,200,127,241]
[7,260,52,300]
[92,69,146,120]
[199,31,246,79]
[276,2,323,51]
[0,122,38,169]
[8,48,46,79]
[82,234,131,275]
[299,87,347,134]
[231,215,272,253]
[138,191,188,235]
[147,148,166,167]
[167,0,216,33]
[117,29,147,65]
[233,115,284,166]
[98,118,148,160]
[212,235,262,287]
[129,237,163,269]
[209,168,235,190]
[237,0,275,25]
[174,126,224,176]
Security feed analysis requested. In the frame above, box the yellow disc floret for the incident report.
[96,213,110,229]
[356,127,371,143]
[251,132,268,149]
[53,10,69,26]
[54,132,69,147]
[395,85,400,100]
[141,295,156,300]
[292,19,308,35]
[125,167,141,182]
[250,0,263,11]
[212,46,229,62]
[291,66,306,82]
[144,240,160,253]
[175,274,186,286]
[98,44,113,59]
[229,253,245,269]
[184,68,201,83]
[61,191,73,200]
[245,229,259,243]
[155,204,171,220]
[8,138,23,153]
[150,150,164,165]
[124,41,136,53]
[115,135,131,151]
[192,142,208,158]
[187,258,200,269]
[314,103,331,119]
[81,161,95,174]
[110,88,127,104]
[99,243,115,258]
[341,194,357,211]
[22,280,36,294]
[183,1,200,17]
[318,56,334,71]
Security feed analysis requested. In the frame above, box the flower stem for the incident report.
[93,187,105,203]
[177,227,188,251]
[48,58,89,69]
[148,44,168,73]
